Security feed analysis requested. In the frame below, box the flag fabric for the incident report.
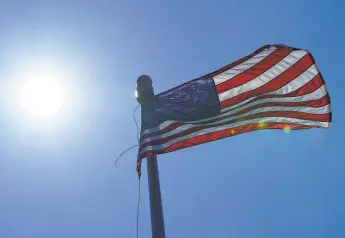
[137,44,332,173]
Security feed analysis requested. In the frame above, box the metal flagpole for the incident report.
[136,75,166,238]
[147,155,166,238]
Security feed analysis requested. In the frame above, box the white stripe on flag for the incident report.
[220,64,320,113]
[141,82,326,138]
[266,65,319,96]
[139,117,330,156]
[212,46,277,85]
[221,85,327,115]
[218,50,308,102]
[140,104,330,145]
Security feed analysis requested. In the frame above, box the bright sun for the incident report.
[21,78,64,118]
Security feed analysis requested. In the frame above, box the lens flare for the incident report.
[283,125,291,133]
[257,122,267,129]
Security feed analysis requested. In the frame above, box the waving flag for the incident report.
[137,44,332,172]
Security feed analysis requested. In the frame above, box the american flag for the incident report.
[137,44,332,173]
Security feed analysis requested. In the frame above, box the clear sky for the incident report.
[0,1,344,238]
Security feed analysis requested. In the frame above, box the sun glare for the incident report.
[21,78,64,118]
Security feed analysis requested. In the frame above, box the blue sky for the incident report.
[0,1,344,237]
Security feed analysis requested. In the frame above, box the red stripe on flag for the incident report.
[139,111,329,150]
[137,122,313,172]
[142,97,329,142]
[220,54,315,109]
[194,96,330,126]
[209,45,270,77]
[290,74,325,96]
[228,96,329,118]
[223,74,327,113]
[216,48,291,94]
[140,88,328,141]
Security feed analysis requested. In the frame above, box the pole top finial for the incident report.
[136,75,154,104]
[137,75,152,85]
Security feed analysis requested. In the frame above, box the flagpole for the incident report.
[147,155,166,238]
[136,75,166,238]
